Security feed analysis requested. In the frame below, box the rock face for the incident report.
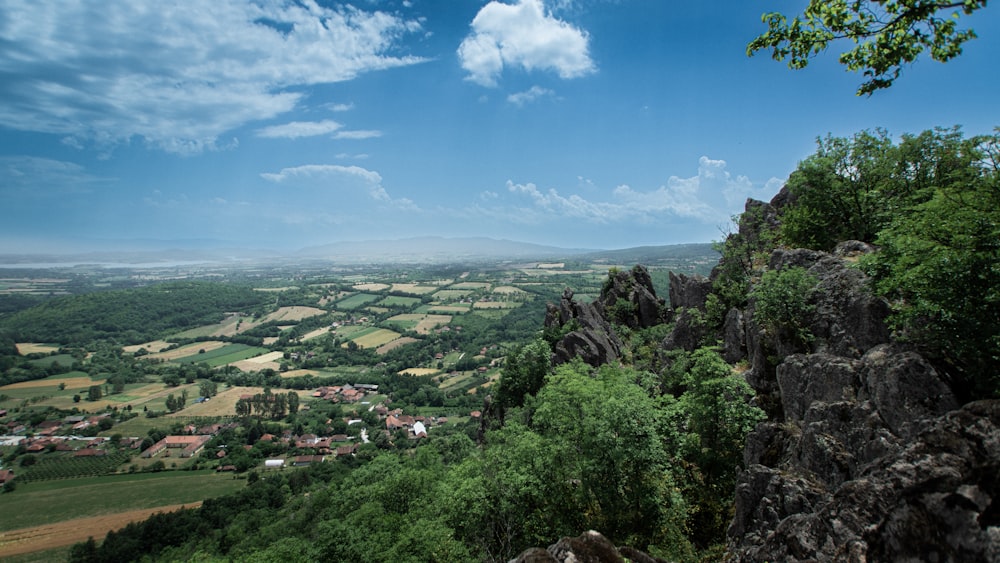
[510,530,668,563]
[723,209,999,560]
[545,265,667,367]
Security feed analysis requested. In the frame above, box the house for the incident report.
[385,415,405,430]
[0,469,13,484]
[411,421,427,439]
[141,435,211,458]
[264,459,285,469]
[335,444,358,457]
[292,455,325,466]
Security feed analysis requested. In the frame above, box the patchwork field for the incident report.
[398,367,440,376]
[425,304,470,313]
[122,340,173,354]
[352,282,390,292]
[432,289,473,300]
[173,344,269,367]
[147,341,227,362]
[376,336,419,354]
[260,306,326,323]
[301,327,334,341]
[0,470,243,533]
[279,369,321,379]
[335,293,381,310]
[376,295,422,308]
[14,343,60,355]
[390,283,438,295]
[0,375,98,391]
[449,282,491,290]
[492,285,527,295]
[342,328,401,350]
[473,301,521,309]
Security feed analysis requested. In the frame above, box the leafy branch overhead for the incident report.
[747,1,988,95]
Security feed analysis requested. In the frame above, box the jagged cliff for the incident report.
[534,194,999,562]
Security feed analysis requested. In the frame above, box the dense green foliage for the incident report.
[0,282,269,346]
[779,127,1000,397]
[748,0,989,95]
[752,267,819,345]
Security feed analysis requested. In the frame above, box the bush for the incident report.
[752,267,818,345]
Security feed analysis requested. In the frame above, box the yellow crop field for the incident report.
[353,282,390,292]
[349,328,401,349]
[492,286,527,295]
[302,327,333,341]
[261,306,326,323]
[122,341,173,354]
[398,367,440,376]
[415,314,451,335]
[377,337,419,354]
[280,369,321,379]
[147,341,227,362]
[15,343,60,355]
[1,376,99,391]
[427,305,470,313]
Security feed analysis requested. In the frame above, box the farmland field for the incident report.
[0,471,244,532]
[492,285,527,295]
[14,343,60,355]
[147,341,227,362]
[398,367,440,376]
[376,336,419,354]
[432,289,473,300]
[449,282,490,290]
[376,295,422,308]
[352,282,390,292]
[173,344,269,367]
[473,301,521,309]
[1,374,97,391]
[301,327,333,340]
[426,304,470,313]
[335,293,380,310]
[344,328,401,349]
[122,340,172,354]
[259,306,326,323]
[390,283,438,295]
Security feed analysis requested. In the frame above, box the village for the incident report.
[0,380,483,487]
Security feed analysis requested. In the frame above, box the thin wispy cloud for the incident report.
[507,86,556,106]
[255,120,344,139]
[458,0,595,87]
[0,1,427,154]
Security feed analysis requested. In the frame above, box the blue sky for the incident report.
[1,0,997,253]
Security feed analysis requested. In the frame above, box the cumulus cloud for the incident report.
[501,156,772,225]
[259,163,413,209]
[458,0,595,87]
[507,86,555,106]
[333,130,383,140]
[0,1,426,154]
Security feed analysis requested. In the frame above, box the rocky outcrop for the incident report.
[726,240,998,561]
[510,530,669,563]
[544,288,623,367]
[599,265,670,329]
[545,265,667,367]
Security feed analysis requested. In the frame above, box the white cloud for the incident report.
[0,1,427,154]
[333,130,383,140]
[501,156,770,225]
[458,0,595,87]
[507,86,555,106]
[259,163,414,209]
[255,120,344,139]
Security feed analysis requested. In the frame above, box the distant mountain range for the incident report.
[0,237,718,267]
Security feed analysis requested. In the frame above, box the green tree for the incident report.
[494,339,551,412]
[748,0,989,95]
[865,135,1000,397]
[87,385,102,402]
[752,266,819,346]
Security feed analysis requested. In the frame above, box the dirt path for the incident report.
[0,502,202,558]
